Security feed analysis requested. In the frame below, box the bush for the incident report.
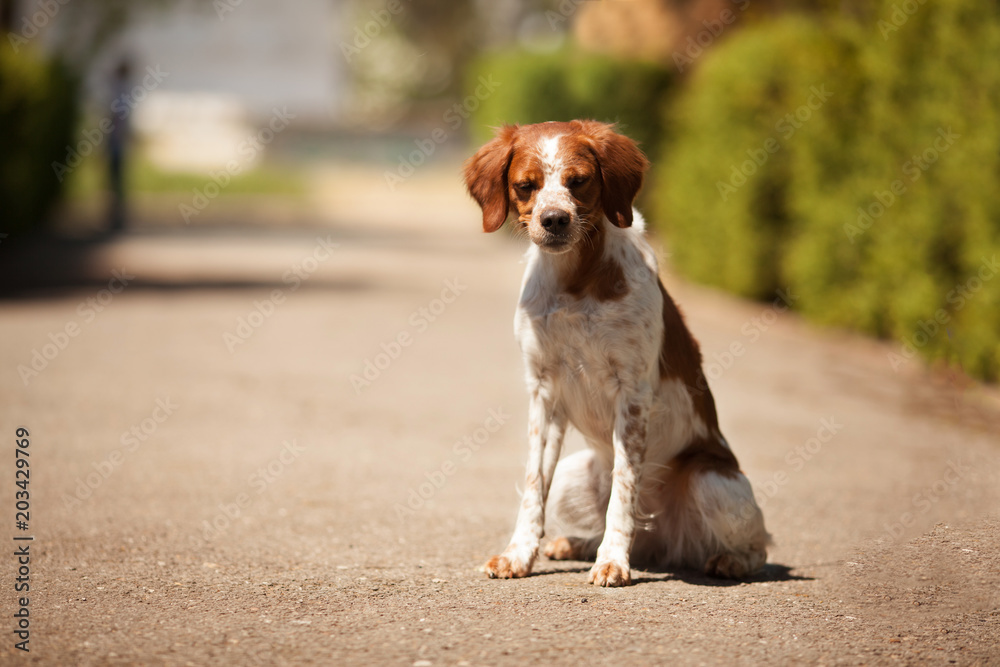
[0,45,79,236]
[655,4,1000,381]
[466,47,674,158]
[656,18,857,299]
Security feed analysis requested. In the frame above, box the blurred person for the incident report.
[107,59,131,232]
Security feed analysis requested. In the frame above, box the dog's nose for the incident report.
[540,210,570,231]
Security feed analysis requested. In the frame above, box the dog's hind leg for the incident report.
[543,449,610,562]
[637,461,769,578]
[692,470,769,579]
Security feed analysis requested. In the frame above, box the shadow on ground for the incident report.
[528,562,812,587]
[0,230,381,298]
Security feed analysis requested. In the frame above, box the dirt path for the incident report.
[1,164,998,665]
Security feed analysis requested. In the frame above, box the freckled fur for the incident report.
[465,121,769,586]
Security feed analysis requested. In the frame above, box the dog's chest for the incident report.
[524,303,611,429]
[516,290,655,441]
[520,271,600,328]
[524,299,605,372]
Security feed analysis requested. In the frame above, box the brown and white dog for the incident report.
[464,120,769,587]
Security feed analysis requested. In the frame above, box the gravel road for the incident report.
[1,166,998,665]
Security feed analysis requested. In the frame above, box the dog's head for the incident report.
[463,120,649,254]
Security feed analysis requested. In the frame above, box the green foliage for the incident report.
[0,45,80,235]
[466,47,674,156]
[655,3,1000,381]
[657,18,847,299]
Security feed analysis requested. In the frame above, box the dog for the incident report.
[463,120,769,587]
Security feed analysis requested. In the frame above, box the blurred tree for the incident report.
[392,0,575,98]
[0,41,78,235]
[0,0,12,33]
[0,0,162,235]
[342,0,567,128]
[655,2,1000,381]
[1,0,166,68]
[573,0,870,68]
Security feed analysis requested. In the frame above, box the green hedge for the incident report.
[655,4,1000,381]
[0,45,79,235]
[466,47,673,157]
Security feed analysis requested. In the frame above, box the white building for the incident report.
[13,0,350,170]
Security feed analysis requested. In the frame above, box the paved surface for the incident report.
[1,165,999,665]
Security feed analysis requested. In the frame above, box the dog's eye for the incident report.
[513,181,535,193]
[568,175,589,188]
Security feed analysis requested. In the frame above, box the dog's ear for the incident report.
[577,121,650,228]
[464,125,518,233]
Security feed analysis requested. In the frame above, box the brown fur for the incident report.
[574,120,650,228]
[562,220,629,302]
[657,280,721,429]
[464,125,518,232]
[654,279,740,481]
[670,435,740,480]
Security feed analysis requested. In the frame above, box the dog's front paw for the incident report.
[588,560,631,587]
[483,554,531,579]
